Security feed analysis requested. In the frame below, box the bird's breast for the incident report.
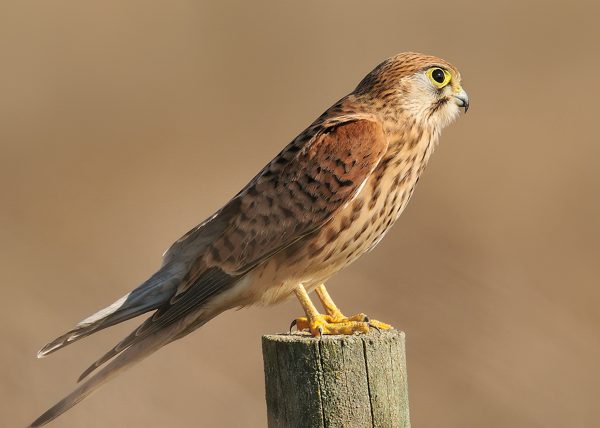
[296,137,434,279]
[243,134,436,306]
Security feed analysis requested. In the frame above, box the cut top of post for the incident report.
[262,330,410,428]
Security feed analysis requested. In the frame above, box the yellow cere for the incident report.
[426,67,452,88]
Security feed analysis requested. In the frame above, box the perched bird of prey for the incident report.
[31,52,468,426]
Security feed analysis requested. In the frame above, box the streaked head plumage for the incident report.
[355,52,468,129]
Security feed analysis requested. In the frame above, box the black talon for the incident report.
[364,315,370,323]
[289,319,297,334]
[369,322,381,333]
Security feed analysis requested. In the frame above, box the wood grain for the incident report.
[262,330,410,428]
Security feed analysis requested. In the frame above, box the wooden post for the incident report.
[262,329,410,428]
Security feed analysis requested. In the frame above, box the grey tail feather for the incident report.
[31,264,233,426]
[77,321,146,382]
[29,322,176,427]
[37,265,182,358]
[77,306,215,383]
[75,266,236,380]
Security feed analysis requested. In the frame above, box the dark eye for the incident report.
[431,68,445,84]
[426,67,451,88]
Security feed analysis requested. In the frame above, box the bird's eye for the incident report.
[426,67,451,88]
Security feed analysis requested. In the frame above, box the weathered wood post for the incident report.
[262,329,410,428]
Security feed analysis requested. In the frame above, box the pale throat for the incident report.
[383,114,440,160]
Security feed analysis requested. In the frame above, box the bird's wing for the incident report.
[81,115,389,376]
[162,115,388,271]
[36,199,236,358]
[36,263,186,358]
[75,115,387,375]
[189,115,389,277]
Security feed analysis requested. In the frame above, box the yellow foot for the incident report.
[367,319,393,331]
[291,313,393,337]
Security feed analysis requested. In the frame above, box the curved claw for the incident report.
[289,319,297,334]
[368,319,394,331]
[368,322,381,333]
[316,325,323,338]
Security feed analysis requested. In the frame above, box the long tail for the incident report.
[29,315,183,427]
[31,265,237,426]
[37,263,183,358]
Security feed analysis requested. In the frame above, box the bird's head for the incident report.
[355,52,468,130]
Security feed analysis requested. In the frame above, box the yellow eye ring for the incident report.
[426,67,451,88]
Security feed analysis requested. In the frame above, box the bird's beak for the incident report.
[453,88,469,113]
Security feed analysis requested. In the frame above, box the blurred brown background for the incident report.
[1,1,599,427]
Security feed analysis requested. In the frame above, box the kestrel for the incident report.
[31,52,468,426]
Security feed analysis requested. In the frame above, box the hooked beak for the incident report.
[453,88,469,113]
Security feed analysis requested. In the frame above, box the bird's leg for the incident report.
[314,283,366,322]
[314,283,393,331]
[291,284,392,336]
[291,284,322,332]
[292,284,370,336]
